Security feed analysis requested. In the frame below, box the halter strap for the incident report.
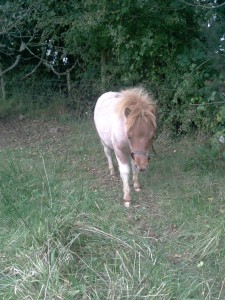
[131,150,149,159]
[131,145,158,159]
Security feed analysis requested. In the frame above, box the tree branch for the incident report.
[190,101,225,106]
[0,55,21,78]
[21,59,42,80]
[26,44,77,77]
[0,42,26,78]
[43,60,77,76]
[180,0,225,9]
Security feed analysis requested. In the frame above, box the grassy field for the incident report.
[0,118,225,299]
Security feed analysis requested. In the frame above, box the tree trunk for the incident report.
[101,50,107,92]
[0,64,6,101]
[66,69,72,98]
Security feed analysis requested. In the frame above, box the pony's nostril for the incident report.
[135,165,146,172]
[140,165,147,172]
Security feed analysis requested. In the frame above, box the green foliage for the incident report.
[193,137,225,169]
[196,103,225,167]
[0,0,225,142]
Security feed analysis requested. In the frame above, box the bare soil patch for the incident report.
[0,117,71,149]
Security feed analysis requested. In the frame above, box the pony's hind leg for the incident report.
[131,160,141,192]
[102,142,116,176]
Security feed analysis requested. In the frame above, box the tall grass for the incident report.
[0,120,225,299]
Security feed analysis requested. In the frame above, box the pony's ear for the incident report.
[124,107,131,118]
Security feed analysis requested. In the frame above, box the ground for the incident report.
[0,117,71,149]
[1,116,225,299]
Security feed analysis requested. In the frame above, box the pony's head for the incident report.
[118,88,157,172]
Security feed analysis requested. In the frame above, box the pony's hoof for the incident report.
[124,201,130,208]
[110,169,117,176]
[135,188,141,192]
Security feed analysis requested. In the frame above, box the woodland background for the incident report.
[0,0,225,137]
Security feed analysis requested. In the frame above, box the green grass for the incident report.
[0,120,225,299]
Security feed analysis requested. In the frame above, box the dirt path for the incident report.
[0,117,71,149]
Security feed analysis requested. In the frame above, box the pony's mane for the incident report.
[116,87,157,130]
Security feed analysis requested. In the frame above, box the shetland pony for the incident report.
[94,87,157,207]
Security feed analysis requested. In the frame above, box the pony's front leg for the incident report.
[117,160,131,207]
[102,142,116,176]
[131,160,141,192]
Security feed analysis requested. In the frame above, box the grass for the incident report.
[0,119,225,299]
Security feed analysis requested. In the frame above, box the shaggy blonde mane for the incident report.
[116,87,157,130]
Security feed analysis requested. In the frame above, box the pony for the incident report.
[94,87,157,207]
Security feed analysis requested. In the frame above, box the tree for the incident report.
[0,0,224,135]
[0,1,34,99]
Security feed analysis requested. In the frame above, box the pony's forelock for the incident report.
[116,87,157,130]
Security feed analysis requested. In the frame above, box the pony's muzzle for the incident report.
[131,151,149,172]
[135,164,147,172]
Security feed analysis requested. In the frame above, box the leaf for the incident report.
[219,106,225,119]
[197,104,205,111]
[209,91,217,101]
[222,151,225,160]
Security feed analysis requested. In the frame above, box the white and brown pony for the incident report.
[94,87,157,207]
